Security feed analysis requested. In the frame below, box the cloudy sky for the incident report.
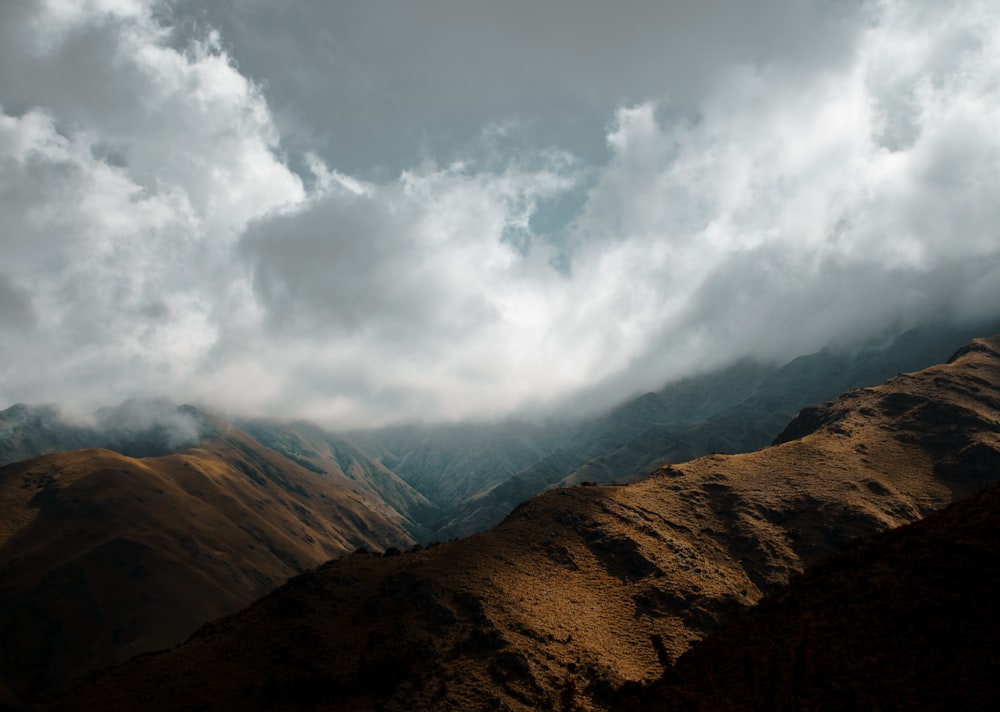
[1,0,999,427]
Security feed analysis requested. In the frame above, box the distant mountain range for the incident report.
[50,335,1000,710]
[4,319,996,544]
[1,318,999,707]
[381,318,1000,538]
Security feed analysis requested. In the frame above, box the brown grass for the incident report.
[0,424,416,703]
[51,336,1000,711]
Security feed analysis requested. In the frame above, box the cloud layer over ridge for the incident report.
[2,0,999,426]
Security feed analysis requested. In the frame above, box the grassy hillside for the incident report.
[0,424,416,704]
[54,335,1000,711]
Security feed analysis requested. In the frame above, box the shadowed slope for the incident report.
[0,424,415,704]
[54,336,1000,711]
[619,482,1000,711]
[0,405,98,467]
[349,420,574,509]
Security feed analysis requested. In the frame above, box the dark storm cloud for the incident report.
[241,188,463,337]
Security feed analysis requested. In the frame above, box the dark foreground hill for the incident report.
[619,481,1000,712]
[53,336,1000,711]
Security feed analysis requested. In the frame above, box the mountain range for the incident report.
[46,334,1000,711]
[1,320,998,708]
[617,481,1000,711]
[386,318,1000,539]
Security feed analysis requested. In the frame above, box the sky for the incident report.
[1,0,999,427]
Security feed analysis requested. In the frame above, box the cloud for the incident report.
[230,155,583,422]
[185,0,865,174]
[1,0,999,427]
[94,397,208,452]
[233,0,1000,424]
[241,156,576,336]
[0,1,303,412]
[559,0,1000,400]
[0,274,34,332]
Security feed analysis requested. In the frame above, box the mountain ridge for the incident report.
[618,479,1000,711]
[431,320,1000,539]
[0,416,419,704]
[53,334,1000,711]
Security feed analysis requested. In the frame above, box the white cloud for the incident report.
[1,0,999,426]
[0,1,303,411]
[561,0,1000,400]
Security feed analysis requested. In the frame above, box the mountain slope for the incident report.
[0,402,438,541]
[621,481,1000,711]
[234,418,441,539]
[55,335,1000,711]
[435,320,998,539]
[0,423,415,704]
[347,420,574,514]
[0,404,98,466]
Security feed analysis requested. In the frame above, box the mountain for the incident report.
[0,399,210,466]
[347,419,574,524]
[0,404,102,466]
[619,481,1000,711]
[0,402,438,541]
[432,319,1000,539]
[234,418,441,540]
[0,413,416,705]
[55,335,1000,711]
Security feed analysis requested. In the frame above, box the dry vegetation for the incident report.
[0,425,415,703]
[52,337,1000,710]
[619,481,1000,711]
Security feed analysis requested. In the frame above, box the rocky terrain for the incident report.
[619,481,1000,711]
[52,335,1000,710]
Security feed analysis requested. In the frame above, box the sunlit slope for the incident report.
[622,482,1000,711]
[0,428,415,703]
[56,336,1000,711]
[435,320,997,539]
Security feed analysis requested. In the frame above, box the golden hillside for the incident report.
[54,337,1000,711]
[0,425,415,703]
